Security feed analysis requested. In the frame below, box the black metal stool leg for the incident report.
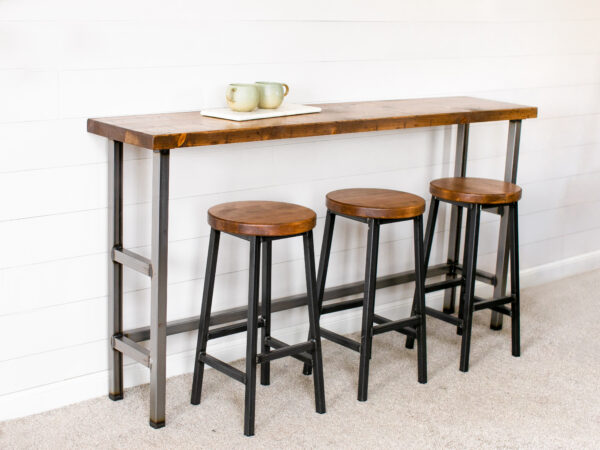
[303,211,336,376]
[191,229,221,405]
[244,237,261,437]
[457,205,471,337]
[406,197,439,349]
[413,215,427,383]
[459,205,480,373]
[260,240,272,386]
[358,219,379,401]
[303,231,326,413]
[509,203,521,357]
[444,206,464,314]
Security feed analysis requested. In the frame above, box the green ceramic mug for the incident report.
[255,81,289,109]
[226,83,260,112]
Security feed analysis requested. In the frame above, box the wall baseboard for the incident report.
[519,249,600,288]
[2,249,600,422]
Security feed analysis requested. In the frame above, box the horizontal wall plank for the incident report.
[478,83,600,120]
[0,70,57,122]
[1,1,599,22]
[0,119,147,174]
[0,340,108,398]
[2,21,600,71]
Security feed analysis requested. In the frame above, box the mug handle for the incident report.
[282,83,289,97]
[226,86,236,103]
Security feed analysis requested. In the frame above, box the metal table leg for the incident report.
[442,124,469,313]
[149,149,170,428]
[490,120,521,330]
[108,141,124,401]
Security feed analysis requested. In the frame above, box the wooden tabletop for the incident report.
[87,96,537,150]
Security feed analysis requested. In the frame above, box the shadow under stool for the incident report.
[191,200,326,436]
[405,177,522,372]
[302,188,428,401]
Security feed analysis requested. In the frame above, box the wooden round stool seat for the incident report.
[430,177,522,205]
[208,201,316,237]
[326,188,426,220]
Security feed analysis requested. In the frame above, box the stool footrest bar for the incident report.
[321,297,363,314]
[424,278,463,293]
[473,296,514,312]
[198,354,246,384]
[372,316,421,335]
[320,328,360,352]
[208,321,250,340]
[489,305,512,316]
[207,318,265,340]
[373,314,418,337]
[112,336,150,367]
[425,307,463,326]
[402,326,417,338]
[112,248,152,277]
[320,263,449,302]
[267,337,313,366]
[455,265,497,285]
[257,341,314,363]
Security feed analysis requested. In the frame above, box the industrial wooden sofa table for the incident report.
[87,96,537,428]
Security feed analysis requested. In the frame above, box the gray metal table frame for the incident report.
[107,120,521,428]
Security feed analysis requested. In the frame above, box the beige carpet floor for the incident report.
[2,270,600,449]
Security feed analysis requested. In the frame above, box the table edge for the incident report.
[87,101,538,151]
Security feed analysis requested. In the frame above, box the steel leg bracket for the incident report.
[112,248,152,277]
[112,335,151,368]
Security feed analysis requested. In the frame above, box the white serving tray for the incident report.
[200,103,322,121]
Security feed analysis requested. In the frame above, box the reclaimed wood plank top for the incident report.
[87,96,537,150]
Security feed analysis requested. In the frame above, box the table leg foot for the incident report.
[109,393,123,401]
[149,420,165,429]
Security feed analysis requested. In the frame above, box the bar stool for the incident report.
[405,177,522,372]
[190,201,326,436]
[303,188,428,401]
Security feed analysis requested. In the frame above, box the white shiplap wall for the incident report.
[1,0,600,420]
